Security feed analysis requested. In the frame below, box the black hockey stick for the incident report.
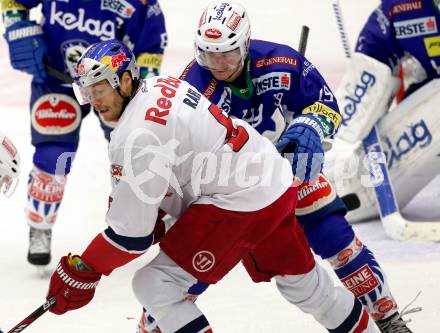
[278,25,310,155]
[43,59,74,84]
[5,297,55,333]
[298,25,309,56]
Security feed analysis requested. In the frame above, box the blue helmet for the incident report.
[73,39,139,104]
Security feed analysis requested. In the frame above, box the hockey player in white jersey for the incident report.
[0,131,20,197]
[44,40,380,333]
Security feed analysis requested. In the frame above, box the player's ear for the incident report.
[120,71,133,95]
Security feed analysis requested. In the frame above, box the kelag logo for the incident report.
[341,71,376,127]
[383,119,432,169]
[49,2,116,40]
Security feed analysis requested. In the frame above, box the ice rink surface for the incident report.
[0,0,439,332]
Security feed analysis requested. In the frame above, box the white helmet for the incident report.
[195,2,251,69]
[0,132,20,197]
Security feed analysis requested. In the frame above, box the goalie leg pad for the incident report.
[335,52,400,143]
[326,78,440,222]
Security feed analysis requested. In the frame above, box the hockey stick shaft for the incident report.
[6,297,55,333]
[278,25,310,155]
[298,25,310,56]
[44,59,74,84]
[331,0,351,59]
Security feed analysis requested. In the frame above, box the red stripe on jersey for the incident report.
[353,309,370,333]
[81,233,143,276]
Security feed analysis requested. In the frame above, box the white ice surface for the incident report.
[0,1,439,332]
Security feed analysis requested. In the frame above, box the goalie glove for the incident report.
[276,114,324,182]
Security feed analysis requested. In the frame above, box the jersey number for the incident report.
[208,104,249,152]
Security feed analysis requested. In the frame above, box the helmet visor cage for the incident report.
[73,80,115,105]
[195,47,244,71]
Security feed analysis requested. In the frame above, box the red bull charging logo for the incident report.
[99,50,129,72]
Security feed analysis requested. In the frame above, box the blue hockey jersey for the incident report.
[180,40,341,143]
[357,0,440,80]
[16,0,167,80]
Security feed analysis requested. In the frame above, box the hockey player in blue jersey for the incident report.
[330,0,440,232]
[1,0,167,267]
[134,2,414,333]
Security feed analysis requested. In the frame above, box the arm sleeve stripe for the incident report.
[81,229,154,275]
[104,227,154,252]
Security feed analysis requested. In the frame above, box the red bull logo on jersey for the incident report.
[394,16,437,39]
[145,76,182,126]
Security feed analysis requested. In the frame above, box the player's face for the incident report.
[202,49,244,81]
[88,81,124,122]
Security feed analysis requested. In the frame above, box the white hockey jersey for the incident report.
[106,76,293,239]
